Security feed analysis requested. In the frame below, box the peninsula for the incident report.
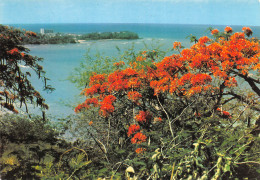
[22,31,139,44]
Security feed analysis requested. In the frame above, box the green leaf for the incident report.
[133,161,146,166]
[224,164,230,172]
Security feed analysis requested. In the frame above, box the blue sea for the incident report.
[8,23,260,118]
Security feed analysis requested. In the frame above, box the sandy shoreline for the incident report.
[77,40,86,43]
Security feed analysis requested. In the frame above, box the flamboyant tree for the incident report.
[75,27,260,179]
[0,25,52,115]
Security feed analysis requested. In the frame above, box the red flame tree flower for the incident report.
[75,27,260,179]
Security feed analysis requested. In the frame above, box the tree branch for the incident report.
[235,161,260,165]
[231,70,260,96]
[156,94,174,137]
[228,91,260,112]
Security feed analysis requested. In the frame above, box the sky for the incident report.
[0,0,260,26]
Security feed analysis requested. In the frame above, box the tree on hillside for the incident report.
[74,27,260,179]
[0,25,53,116]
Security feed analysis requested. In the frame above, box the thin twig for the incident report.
[171,136,192,149]
[235,161,260,165]
[226,103,250,130]
[111,161,129,180]
[234,140,254,162]
[107,118,110,147]
[58,147,89,172]
[156,94,174,137]
[170,162,176,180]
[170,100,196,124]
[87,129,110,163]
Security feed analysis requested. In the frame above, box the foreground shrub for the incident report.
[0,115,70,179]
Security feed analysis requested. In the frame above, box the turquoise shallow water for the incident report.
[10,23,260,117]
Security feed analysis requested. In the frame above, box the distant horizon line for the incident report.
[2,22,260,27]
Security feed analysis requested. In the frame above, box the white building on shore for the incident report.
[40,28,54,35]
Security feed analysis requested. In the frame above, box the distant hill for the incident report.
[78,31,139,40]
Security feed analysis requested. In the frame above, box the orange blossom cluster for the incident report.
[128,124,140,137]
[135,111,152,123]
[127,91,142,103]
[99,95,116,117]
[131,132,147,144]
[224,26,233,34]
[173,42,182,49]
[135,148,146,154]
[242,27,253,37]
[211,29,219,35]
[7,48,20,56]
[216,108,232,118]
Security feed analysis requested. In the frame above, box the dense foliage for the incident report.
[22,33,78,44]
[0,115,62,179]
[0,115,93,179]
[78,31,139,40]
[74,27,260,179]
